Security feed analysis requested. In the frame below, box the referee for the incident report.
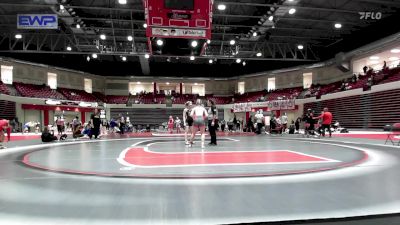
[207,99,218,146]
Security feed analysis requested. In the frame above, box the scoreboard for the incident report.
[144,0,213,40]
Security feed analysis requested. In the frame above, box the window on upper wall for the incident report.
[84,78,92,93]
[303,73,313,89]
[1,65,13,84]
[191,83,205,96]
[47,72,57,89]
[267,77,276,91]
[238,81,245,94]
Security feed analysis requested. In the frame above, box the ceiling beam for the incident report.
[215,1,361,14]
[0,50,318,62]
[354,0,400,6]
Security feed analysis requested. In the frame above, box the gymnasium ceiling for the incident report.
[0,0,399,77]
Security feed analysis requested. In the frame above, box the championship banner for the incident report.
[233,99,296,112]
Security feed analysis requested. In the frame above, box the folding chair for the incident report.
[385,123,400,146]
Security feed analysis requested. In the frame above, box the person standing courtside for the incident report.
[255,110,264,134]
[281,113,288,133]
[183,101,193,145]
[207,99,218,146]
[314,107,333,137]
[119,113,125,135]
[90,109,101,139]
[190,99,208,148]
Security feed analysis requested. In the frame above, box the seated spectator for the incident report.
[73,126,84,138]
[363,65,368,74]
[352,74,357,83]
[82,123,92,136]
[41,126,58,142]
[340,82,346,91]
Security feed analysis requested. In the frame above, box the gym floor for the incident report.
[0,132,399,225]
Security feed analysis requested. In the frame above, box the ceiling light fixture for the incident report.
[122,56,127,61]
[230,39,236,45]
[297,45,304,50]
[369,56,379,60]
[100,34,106,40]
[15,34,22,39]
[127,35,133,41]
[143,23,148,28]
[144,53,150,59]
[217,4,226,11]
[256,52,262,57]
[66,46,72,51]
[289,8,296,14]
[118,0,127,5]
[156,39,164,46]
[191,40,198,48]
[190,56,195,61]
[334,23,342,29]
[390,49,400,53]
[236,58,241,63]
[92,53,98,59]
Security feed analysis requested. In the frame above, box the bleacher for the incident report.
[0,100,16,120]
[93,92,108,103]
[14,82,66,100]
[106,95,129,104]
[266,87,303,100]
[304,88,400,129]
[2,66,400,106]
[0,81,10,95]
[58,88,98,102]
[207,96,232,104]
[110,108,225,128]
[234,91,266,103]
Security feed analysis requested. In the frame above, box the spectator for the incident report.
[0,119,10,149]
[41,126,58,142]
[73,125,84,139]
[82,123,92,136]
[352,74,357,83]
[363,65,368,74]
[220,119,226,132]
[72,116,80,134]
[233,114,237,131]
[314,107,333,138]
[119,113,125,135]
[255,110,264,134]
[90,109,101,139]
[281,113,288,133]
[175,117,181,133]
[55,116,64,136]
[295,117,301,133]
[207,99,218,146]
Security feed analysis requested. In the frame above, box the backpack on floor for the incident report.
[60,134,68,141]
